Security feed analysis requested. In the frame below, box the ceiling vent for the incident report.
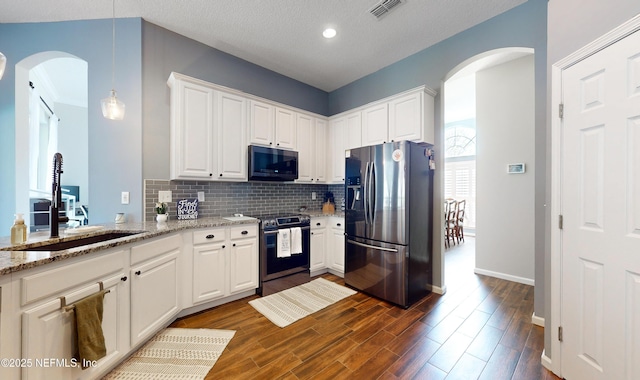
[369,0,404,19]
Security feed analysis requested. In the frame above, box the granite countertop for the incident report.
[0,217,258,276]
[302,210,345,218]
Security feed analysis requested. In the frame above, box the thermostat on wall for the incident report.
[507,163,526,174]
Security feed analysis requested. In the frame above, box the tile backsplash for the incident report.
[144,180,345,221]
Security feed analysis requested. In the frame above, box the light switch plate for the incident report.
[158,190,172,203]
[312,192,317,200]
[121,191,130,204]
[197,191,205,202]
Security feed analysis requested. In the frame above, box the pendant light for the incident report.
[0,52,6,80]
[101,0,125,120]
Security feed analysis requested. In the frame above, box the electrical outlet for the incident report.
[197,191,205,202]
[158,190,172,203]
[312,192,317,200]
[121,191,130,204]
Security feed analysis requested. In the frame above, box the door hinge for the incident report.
[559,103,564,119]
[558,326,563,342]
[559,214,563,230]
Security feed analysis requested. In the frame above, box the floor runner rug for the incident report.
[249,277,357,328]
[104,328,235,380]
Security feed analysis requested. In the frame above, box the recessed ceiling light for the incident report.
[323,28,337,39]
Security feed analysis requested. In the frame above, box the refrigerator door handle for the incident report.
[347,238,398,253]
[370,161,376,223]
[363,162,370,225]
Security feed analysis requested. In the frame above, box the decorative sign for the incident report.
[177,198,199,220]
[507,163,526,174]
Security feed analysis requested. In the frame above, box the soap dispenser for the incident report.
[11,213,27,245]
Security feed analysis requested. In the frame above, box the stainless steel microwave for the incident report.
[248,145,298,181]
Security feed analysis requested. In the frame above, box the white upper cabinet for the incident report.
[329,118,346,183]
[361,103,389,146]
[249,102,297,150]
[345,111,362,149]
[295,113,314,182]
[314,118,327,183]
[168,73,247,181]
[389,89,435,144]
[216,91,247,180]
[168,77,215,179]
[249,100,275,147]
[274,107,297,149]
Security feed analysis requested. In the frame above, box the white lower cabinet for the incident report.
[310,217,328,274]
[130,234,181,347]
[191,225,258,304]
[18,248,129,380]
[329,217,345,275]
[310,216,345,277]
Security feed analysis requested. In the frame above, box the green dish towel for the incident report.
[74,290,107,368]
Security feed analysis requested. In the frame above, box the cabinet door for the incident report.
[314,118,328,183]
[217,91,247,180]
[330,118,346,183]
[249,100,274,147]
[389,91,424,142]
[296,113,314,182]
[362,103,389,146]
[274,107,296,149]
[192,243,226,304]
[346,111,362,149]
[171,79,215,179]
[330,220,345,274]
[310,223,327,272]
[21,273,128,380]
[130,251,179,347]
[228,238,258,294]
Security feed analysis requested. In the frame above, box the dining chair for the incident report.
[444,199,458,248]
[455,199,466,244]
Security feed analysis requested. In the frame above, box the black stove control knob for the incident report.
[263,219,277,228]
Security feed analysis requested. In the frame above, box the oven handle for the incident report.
[263,226,311,235]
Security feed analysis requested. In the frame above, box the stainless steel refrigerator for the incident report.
[344,141,435,308]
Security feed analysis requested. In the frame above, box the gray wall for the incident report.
[475,55,535,283]
[141,21,329,181]
[545,0,640,361]
[328,0,547,316]
[0,18,143,230]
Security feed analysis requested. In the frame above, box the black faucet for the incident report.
[50,153,69,238]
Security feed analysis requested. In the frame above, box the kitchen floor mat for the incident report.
[249,277,357,328]
[103,328,235,379]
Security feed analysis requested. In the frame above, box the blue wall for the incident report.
[0,19,143,231]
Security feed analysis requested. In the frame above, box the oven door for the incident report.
[261,227,310,281]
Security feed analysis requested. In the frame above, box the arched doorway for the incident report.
[441,48,535,291]
[15,52,88,230]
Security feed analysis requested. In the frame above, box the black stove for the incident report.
[254,213,311,296]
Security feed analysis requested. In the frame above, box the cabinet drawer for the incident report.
[311,218,327,229]
[131,233,182,265]
[20,249,126,306]
[332,219,344,229]
[193,229,226,245]
[229,225,257,240]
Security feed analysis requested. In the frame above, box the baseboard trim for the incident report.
[474,268,535,286]
[428,284,446,295]
[531,312,545,327]
[541,349,553,371]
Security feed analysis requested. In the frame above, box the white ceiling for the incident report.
[1,0,526,92]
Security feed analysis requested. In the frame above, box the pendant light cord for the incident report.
[111,0,116,92]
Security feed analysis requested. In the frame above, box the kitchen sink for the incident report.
[4,231,144,251]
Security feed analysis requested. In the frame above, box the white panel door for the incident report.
[346,111,362,149]
[249,100,274,147]
[389,91,423,142]
[314,118,328,182]
[174,81,215,178]
[275,107,296,149]
[217,91,247,180]
[228,238,258,294]
[330,118,346,183]
[362,103,388,146]
[296,113,314,182]
[192,243,226,304]
[561,29,640,380]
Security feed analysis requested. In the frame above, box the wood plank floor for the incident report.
[171,238,559,379]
